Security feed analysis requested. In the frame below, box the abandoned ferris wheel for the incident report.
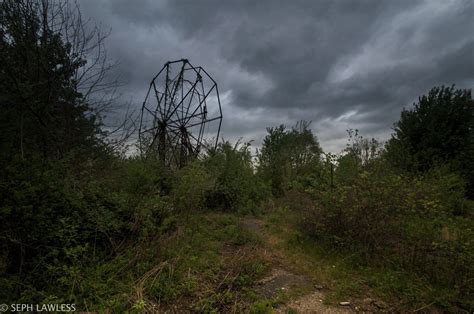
[139,59,223,168]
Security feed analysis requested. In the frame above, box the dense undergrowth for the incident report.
[0,142,270,311]
[2,124,472,312]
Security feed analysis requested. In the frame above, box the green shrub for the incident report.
[385,86,474,198]
[121,157,171,199]
[172,161,214,212]
[257,122,322,196]
[0,153,176,305]
[204,141,269,212]
[0,158,128,303]
[301,162,474,309]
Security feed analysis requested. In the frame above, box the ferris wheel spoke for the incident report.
[199,71,208,119]
[166,123,199,151]
[164,63,182,119]
[180,72,201,121]
[165,77,202,121]
[184,84,215,125]
[168,128,182,145]
[184,68,202,119]
[163,115,189,128]
[152,82,166,120]
[140,125,159,135]
[143,105,160,122]
[185,115,222,129]
[167,62,186,118]
[165,124,184,134]
[186,130,208,151]
[181,71,184,122]
[197,116,206,148]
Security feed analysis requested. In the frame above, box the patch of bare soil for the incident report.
[255,268,312,298]
[240,217,264,233]
[241,217,356,313]
[277,291,352,314]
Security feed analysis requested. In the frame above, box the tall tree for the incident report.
[258,121,322,195]
[0,0,117,161]
[386,86,474,195]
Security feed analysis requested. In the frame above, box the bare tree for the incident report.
[45,0,138,150]
[0,0,137,158]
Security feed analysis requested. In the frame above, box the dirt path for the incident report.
[241,218,353,313]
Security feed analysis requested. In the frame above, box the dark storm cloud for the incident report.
[80,0,474,153]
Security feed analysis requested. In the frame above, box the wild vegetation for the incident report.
[1,1,473,312]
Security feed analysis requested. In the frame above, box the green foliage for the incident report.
[172,161,214,212]
[329,129,384,187]
[301,157,474,309]
[258,121,322,196]
[204,141,269,212]
[274,127,474,310]
[0,0,103,161]
[0,158,126,302]
[128,212,268,313]
[386,85,474,196]
[0,2,126,304]
[250,300,274,313]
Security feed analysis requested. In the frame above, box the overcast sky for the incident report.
[81,0,474,153]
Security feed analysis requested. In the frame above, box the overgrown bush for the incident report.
[172,161,214,212]
[0,158,126,302]
[0,152,177,305]
[204,141,269,213]
[119,157,171,200]
[301,162,474,309]
[385,86,474,198]
[258,121,322,196]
